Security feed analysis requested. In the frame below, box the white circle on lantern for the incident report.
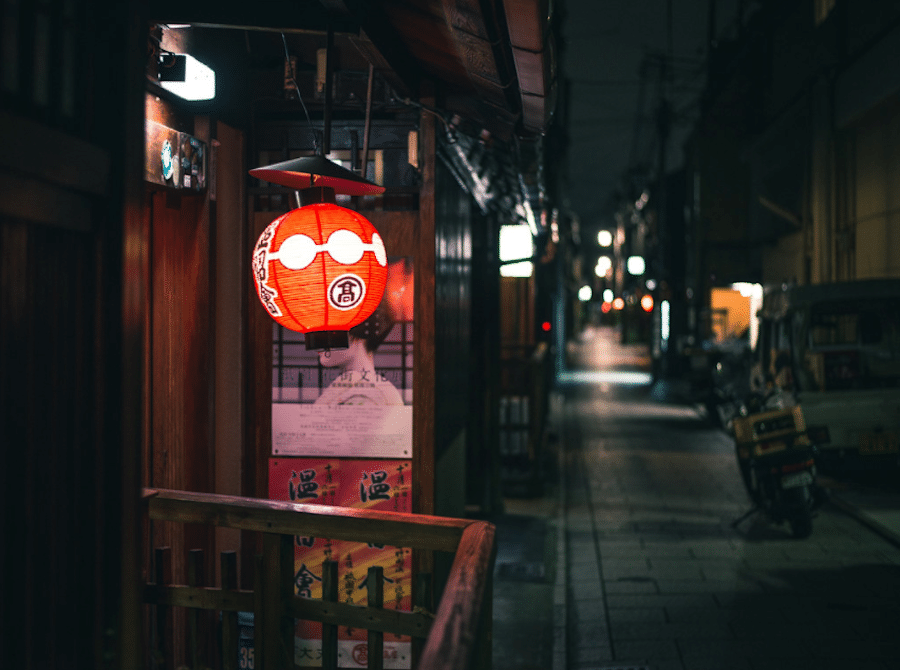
[328,229,365,265]
[328,273,367,311]
[371,232,387,266]
[277,234,317,270]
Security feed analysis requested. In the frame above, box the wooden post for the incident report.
[253,554,265,670]
[413,80,437,629]
[221,551,239,670]
[187,548,203,670]
[475,563,494,670]
[321,560,339,670]
[411,571,433,666]
[154,547,174,670]
[417,522,496,670]
[367,566,384,670]
[261,533,293,670]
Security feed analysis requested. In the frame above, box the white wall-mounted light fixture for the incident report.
[159,52,216,101]
[597,229,613,247]
[499,224,534,277]
[578,285,593,302]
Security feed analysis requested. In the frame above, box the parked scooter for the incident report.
[730,402,829,538]
[705,350,752,431]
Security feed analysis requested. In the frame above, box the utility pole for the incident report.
[655,0,673,377]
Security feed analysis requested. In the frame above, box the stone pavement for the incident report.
[492,325,900,670]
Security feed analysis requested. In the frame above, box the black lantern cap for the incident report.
[305,330,350,351]
[249,155,386,196]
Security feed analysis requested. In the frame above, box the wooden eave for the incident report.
[147,0,556,138]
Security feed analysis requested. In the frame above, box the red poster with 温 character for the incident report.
[269,458,413,668]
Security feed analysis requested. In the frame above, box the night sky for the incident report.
[559,0,742,230]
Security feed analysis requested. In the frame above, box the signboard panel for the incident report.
[269,458,413,669]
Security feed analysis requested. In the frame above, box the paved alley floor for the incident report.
[550,325,900,670]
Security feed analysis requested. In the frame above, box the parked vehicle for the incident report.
[707,344,753,430]
[748,280,900,473]
[684,337,752,430]
[731,403,827,538]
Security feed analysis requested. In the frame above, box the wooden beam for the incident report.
[144,584,255,613]
[442,0,511,110]
[144,488,467,552]
[287,597,433,639]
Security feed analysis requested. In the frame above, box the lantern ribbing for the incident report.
[252,203,387,349]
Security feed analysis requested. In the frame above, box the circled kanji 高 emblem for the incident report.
[328,273,366,310]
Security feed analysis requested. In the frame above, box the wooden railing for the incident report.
[142,488,496,670]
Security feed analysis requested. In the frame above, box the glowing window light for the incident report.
[661,300,670,351]
[500,224,534,277]
[597,230,613,247]
[159,53,216,101]
[732,282,764,350]
[595,255,612,277]
[641,294,654,312]
[578,285,593,302]
[612,297,625,310]
[627,255,645,275]
[603,289,614,303]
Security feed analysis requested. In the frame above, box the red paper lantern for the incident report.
[252,203,387,348]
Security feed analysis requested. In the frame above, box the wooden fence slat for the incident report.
[221,551,239,670]
[367,566,384,670]
[279,534,294,669]
[187,549,203,670]
[253,555,265,670]
[412,572,433,665]
[261,533,293,670]
[154,547,174,670]
[321,560,339,670]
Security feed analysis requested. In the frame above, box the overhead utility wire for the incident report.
[281,32,318,153]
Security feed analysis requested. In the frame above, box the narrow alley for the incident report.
[495,325,900,670]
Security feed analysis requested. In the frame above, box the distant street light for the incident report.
[627,255,645,275]
[595,256,612,276]
[597,229,613,247]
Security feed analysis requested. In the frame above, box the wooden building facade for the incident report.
[1,1,560,668]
